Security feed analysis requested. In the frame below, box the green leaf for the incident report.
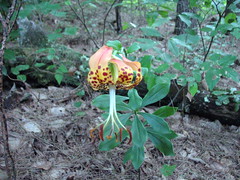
[148,129,175,156]
[155,63,170,73]
[47,32,63,41]
[225,13,237,24]
[92,95,131,111]
[128,89,142,111]
[63,27,78,35]
[160,164,176,177]
[2,66,7,76]
[137,38,157,51]
[223,67,239,82]
[173,62,186,72]
[74,101,82,108]
[131,145,145,169]
[55,73,63,85]
[11,67,19,75]
[34,63,46,68]
[132,115,147,147]
[231,29,240,39]
[15,65,30,71]
[153,106,177,118]
[57,65,68,73]
[205,69,220,91]
[140,27,162,37]
[158,10,168,18]
[168,39,179,56]
[75,112,85,116]
[17,74,27,81]
[146,12,159,26]
[139,55,153,69]
[99,129,129,151]
[50,10,67,17]
[179,14,191,27]
[106,40,122,50]
[142,83,170,107]
[189,82,198,96]
[4,49,16,61]
[140,113,177,139]
[127,43,140,54]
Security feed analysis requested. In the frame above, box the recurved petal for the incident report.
[122,56,141,72]
[89,45,113,69]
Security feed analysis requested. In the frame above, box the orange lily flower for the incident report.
[88,45,142,142]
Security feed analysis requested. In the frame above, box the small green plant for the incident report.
[89,41,177,169]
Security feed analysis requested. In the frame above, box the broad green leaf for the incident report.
[74,101,82,108]
[17,74,27,81]
[57,65,68,73]
[16,65,29,71]
[145,72,157,90]
[225,13,237,24]
[128,89,142,111]
[142,83,170,107]
[140,113,177,139]
[223,67,239,82]
[4,49,16,61]
[173,62,186,72]
[146,12,159,26]
[47,32,63,41]
[179,14,191,27]
[148,129,175,156]
[153,106,177,118]
[50,10,66,17]
[155,63,170,73]
[132,115,147,146]
[2,66,7,76]
[137,38,157,51]
[205,69,220,91]
[92,95,131,111]
[11,67,19,75]
[99,130,128,151]
[189,82,198,96]
[160,164,176,177]
[158,10,168,18]
[231,29,240,39]
[139,55,153,69]
[34,63,45,68]
[106,40,122,50]
[63,27,78,35]
[212,91,228,96]
[140,27,162,37]
[123,145,145,169]
[168,39,179,56]
[127,43,140,54]
[131,145,145,169]
[55,73,63,85]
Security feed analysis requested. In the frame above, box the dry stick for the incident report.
[102,0,118,45]
[0,1,21,179]
[68,4,99,48]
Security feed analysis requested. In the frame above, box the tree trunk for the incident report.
[173,0,197,35]
[115,0,123,34]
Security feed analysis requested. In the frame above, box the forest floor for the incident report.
[0,86,239,180]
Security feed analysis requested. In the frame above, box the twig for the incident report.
[203,0,230,62]
[102,0,118,45]
[68,3,99,48]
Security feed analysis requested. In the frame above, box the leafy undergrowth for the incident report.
[1,86,239,179]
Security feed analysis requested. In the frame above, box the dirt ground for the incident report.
[0,86,239,180]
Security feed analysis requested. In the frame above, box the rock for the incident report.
[199,120,222,132]
[49,119,66,129]
[23,121,41,133]
[17,18,47,47]
[8,137,21,151]
[49,107,66,116]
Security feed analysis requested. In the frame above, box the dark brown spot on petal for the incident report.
[103,72,108,76]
